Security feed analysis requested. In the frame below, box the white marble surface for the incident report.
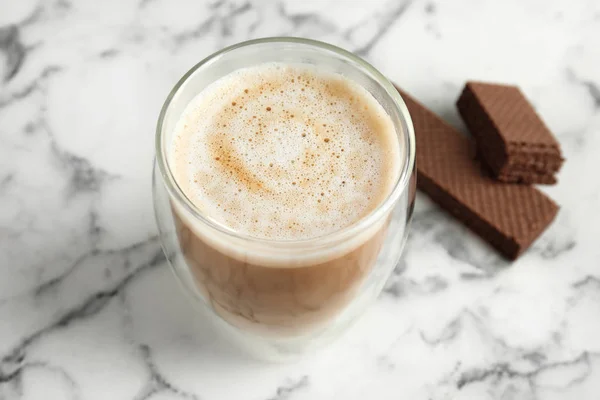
[1,0,599,398]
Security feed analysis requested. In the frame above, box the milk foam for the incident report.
[171,63,400,240]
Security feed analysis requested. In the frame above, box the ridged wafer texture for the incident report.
[395,85,559,260]
[456,81,564,184]
[497,169,557,185]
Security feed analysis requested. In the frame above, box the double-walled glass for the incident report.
[153,38,416,360]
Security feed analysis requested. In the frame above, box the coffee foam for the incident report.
[171,63,400,241]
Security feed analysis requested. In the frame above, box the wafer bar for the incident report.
[395,85,558,260]
[456,81,564,184]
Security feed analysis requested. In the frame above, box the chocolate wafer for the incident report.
[456,81,564,184]
[395,85,559,260]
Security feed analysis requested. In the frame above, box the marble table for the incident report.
[1,0,599,399]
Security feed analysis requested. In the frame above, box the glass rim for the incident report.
[155,37,416,247]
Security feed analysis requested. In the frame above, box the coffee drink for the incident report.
[169,63,401,336]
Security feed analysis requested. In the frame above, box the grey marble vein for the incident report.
[133,345,199,400]
[277,3,337,36]
[98,48,119,59]
[0,361,81,400]
[572,275,600,290]
[582,81,600,108]
[32,251,92,298]
[540,238,576,259]
[266,376,309,400]
[39,118,119,195]
[382,257,408,297]
[0,174,14,193]
[345,0,413,56]
[1,240,163,366]
[172,17,216,46]
[419,316,461,346]
[424,2,436,15]
[566,68,600,109]
[456,352,597,391]
[0,26,25,82]
[220,2,252,37]
[0,65,61,108]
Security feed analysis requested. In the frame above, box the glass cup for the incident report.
[153,38,416,360]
